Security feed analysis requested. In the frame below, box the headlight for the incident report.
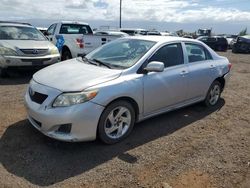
[0,47,18,56]
[50,47,59,55]
[52,90,98,107]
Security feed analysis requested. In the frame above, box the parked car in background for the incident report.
[232,35,250,53]
[0,21,60,77]
[25,36,231,144]
[197,28,212,37]
[224,34,237,49]
[197,36,228,51]
[182,35,193,39]
[94,30,129,37]
[147,31,161,35]
[160,32,179,37]
[119,28,148,36]
[45,21,121,60]
[37,27,48,35]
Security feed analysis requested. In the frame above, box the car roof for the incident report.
[0,21,33,27]
[60,21,89,25]
[124,35,196,43]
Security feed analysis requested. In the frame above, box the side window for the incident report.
[47,24,56,35]
[149,43,184,68]
[185,43,212,63]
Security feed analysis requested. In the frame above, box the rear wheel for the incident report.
[204,81,222,107]
[98,100,135,144]
[61,50,72,61]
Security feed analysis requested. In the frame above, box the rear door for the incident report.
[143,43,189,115]
[184,43,216,100]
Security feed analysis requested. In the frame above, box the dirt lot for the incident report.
[0,51,249,188]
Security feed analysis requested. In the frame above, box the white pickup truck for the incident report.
[45,21,121,60]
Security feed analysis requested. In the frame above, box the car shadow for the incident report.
[0,69,36,85]
[0,99,225,186]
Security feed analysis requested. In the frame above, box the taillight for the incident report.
[228,63,232,71]
[76,38,84,48]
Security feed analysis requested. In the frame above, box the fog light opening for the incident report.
[56,124,72,134]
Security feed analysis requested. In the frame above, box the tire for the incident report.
[61,50,72,61]
[232,47,238,53]
[204,81,222,107]
[98,100,136,144]
[0,68,8,78]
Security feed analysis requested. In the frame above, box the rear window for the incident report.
[59,24,93,34]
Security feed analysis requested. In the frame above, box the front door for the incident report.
[143,43,188,115]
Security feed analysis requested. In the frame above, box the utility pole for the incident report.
[119,0,122,28]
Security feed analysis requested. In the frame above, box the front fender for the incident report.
[89,74,144,115]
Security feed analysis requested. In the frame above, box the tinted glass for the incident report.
[185,43,212,62]
[0,26,46,40]
[59,24,92,34]
[149,43,183,68]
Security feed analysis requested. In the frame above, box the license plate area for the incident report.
[32,60,44,65]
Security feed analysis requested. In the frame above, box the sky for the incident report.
[1,0,250,34]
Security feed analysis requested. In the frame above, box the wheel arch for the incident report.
[96,96,140,142]
[105,96,140,122]
[62,45,71,54]
[214,76,225,91]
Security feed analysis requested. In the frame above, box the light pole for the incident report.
[119,0,122,28]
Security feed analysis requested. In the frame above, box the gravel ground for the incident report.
[0,51,249,188]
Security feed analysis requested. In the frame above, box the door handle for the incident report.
[180,70,188,76]
[210,64,215,69]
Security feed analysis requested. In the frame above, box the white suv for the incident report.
[0,21,60,77]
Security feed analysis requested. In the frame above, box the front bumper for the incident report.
[24,80,104,142]
[0,54,61,68]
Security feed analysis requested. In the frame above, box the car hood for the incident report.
[0,40,54,50]
[33,58,123,92]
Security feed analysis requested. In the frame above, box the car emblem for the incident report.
[29,87,35,96]
[32,49,39,54]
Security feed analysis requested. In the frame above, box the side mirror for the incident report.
[144,61,164,73]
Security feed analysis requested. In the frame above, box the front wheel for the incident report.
[98,100,135,144]
[204,81,222,107]
[61,50,72,61]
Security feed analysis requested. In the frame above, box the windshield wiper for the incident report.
[82,57,98,66]
[90,58,111,69]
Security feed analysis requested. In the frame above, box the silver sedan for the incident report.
[24,36,231,144]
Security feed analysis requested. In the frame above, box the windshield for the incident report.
[85,39,156,69]
[0,26,47,40]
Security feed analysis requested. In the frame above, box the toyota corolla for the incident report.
[24,36,231,144]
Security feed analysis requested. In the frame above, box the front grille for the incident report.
[29,88,48,104]
[20,49,48,55]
